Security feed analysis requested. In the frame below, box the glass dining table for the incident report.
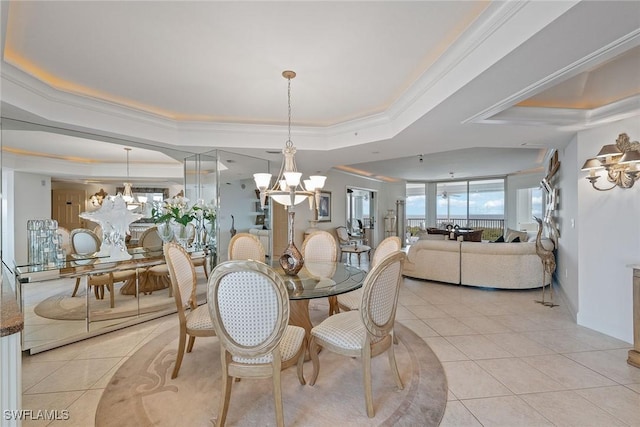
[268,260,367,339]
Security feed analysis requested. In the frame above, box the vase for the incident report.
[173,223,194,249]
[279,211,304,276]
[156,221,174,244]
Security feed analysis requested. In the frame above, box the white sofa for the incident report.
[403,239,553,289]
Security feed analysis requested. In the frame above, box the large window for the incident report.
[516,186,544,231]
[436,179,504,240]
[406,183,426,232]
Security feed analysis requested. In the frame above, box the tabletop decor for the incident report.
[193,200,217,249]
[151,196,196,248]
[79,195,143,261]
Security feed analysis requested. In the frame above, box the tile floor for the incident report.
[21,275,640,426]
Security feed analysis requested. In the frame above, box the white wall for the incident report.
[555,135,579,320]
[573,116,640,343]
[217,177,261,261]
[11,171,52,265]
[505,172,546,232]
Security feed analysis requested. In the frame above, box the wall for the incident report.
[505,171,545,232]
[217,177,261,261]
[573,116,640,343]
[11,172,52,265]
[555,135,579,320]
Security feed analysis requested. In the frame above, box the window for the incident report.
[516,186,544,231]
[406,183,426,233]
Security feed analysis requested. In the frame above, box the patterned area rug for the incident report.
[96,311,448,426]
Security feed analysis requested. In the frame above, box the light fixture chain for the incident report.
[286,76,293,148]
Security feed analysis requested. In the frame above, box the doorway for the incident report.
[346,187,377,246]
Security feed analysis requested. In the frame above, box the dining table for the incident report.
[269,260,367,339]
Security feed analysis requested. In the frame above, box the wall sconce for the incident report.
[581,133,640,191]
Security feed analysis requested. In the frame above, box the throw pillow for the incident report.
[511,236,521,243]
[492,235,505,243]
[505,228,528,243]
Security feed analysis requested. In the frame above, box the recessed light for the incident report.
[266,150,281,154]
[372,151,380,154]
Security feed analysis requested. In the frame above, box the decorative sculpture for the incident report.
[534,216,558,307]
[229,215,236,237]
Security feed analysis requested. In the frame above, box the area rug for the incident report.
[96,315,448,426]
[34,283,206,323]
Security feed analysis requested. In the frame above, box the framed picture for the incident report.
[255,214,265,226]
[318,191,331,222]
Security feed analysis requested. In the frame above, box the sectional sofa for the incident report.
[402,238,554,289]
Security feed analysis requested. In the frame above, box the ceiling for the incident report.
[1,1,639,184]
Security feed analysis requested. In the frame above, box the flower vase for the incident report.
[173,223,194,249]
[156,221,174,244]
[204,220,216,246]
[279,211,304,276]
[192,220,204,250]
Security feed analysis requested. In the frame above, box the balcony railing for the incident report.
[406,218,505,241]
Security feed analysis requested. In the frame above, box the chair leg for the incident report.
[362,344,375,418]
[108,280,115,309]
[172,329,187,379]
[308,337,321,386]
[217,353,233,427]
[186,335,196,353]
[328,296,339,316]
[273,369,285,427]
[387,334,404,390]
[72,277,81,297]
[296,337,306,385]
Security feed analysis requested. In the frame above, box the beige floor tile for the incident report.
[393,305,418,320]
[457,316,512,334]
[48,389,105,427]
[520,390,627,426]
[424,317,476,336]
[21,391,83,427]
[484,332,555,357]
[491,314,545,332]
[432,303,481,318]
[21,360,68,392]
[448,390,458,401]
[521,354,616,389]
[423,337,469,362]
[524,330,598,353]
[25,357,122,394]
[405,303,448,319]
[442,361,511,399]
[476,358,566,394]
[565,349,640,384]
[439,400,482,427]
[397,292,427,306]
[576,385,640,426]
[445,335,513,360]
[468,302,517,316]
[625,383,640,393]
[397,319,439,337]
[461,395,553,426]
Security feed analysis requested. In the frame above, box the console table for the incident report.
[629,265,640,369]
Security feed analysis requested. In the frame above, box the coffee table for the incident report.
[339,244,371,266]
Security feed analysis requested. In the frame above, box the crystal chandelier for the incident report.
[254,70,326,211]
[581,133,640,191]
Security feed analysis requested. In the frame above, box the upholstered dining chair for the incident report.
[308,251,406,418]
[164,242,216,379]
[336,236,401,312]
[70,228,136,308]
[227,232,265,262]
[301,230,339,315]
[335,226,371,265]
[137,226,171,294]
[208,260,306,427]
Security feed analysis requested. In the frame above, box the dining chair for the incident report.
[208,260,306,427]
[308,251,406,418]
[335,226,371,265]
[301,230,339,315]
[70,228,136,308]
[337,236,401,312]
[57,226,72,254]
[137,226,171,294]
[228,232,265,262]
[164,242,216,379]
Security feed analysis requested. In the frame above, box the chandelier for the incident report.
[581,133,640,191]
[254,70,326,211]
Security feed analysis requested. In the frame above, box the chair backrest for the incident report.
[360,251,405,339]
[93,225,104,241]
[164,242,198,312]
[228,233,265,262]
[57,227,72,253]
[208,260,289,363]
[70,228,100,255]
[301,230,338,262]
[335,226,351,246]
[138,226,163,250]
[371,236,401,267]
